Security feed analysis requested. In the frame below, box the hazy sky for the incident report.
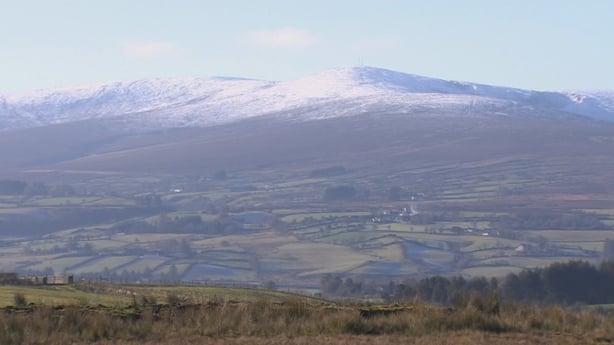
[1,0,613,93]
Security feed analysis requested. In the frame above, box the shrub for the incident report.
[12,293,27,307]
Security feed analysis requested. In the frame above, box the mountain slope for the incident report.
[1,67,613,132]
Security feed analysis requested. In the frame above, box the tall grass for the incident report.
[0,296,611,344]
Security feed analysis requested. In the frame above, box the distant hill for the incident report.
[1,66,613,133]
[0,66,613,176]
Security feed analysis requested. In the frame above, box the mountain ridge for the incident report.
[1,66,614,132]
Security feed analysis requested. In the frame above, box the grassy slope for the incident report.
[0,283,611,345]
[0,283,325,307]
[0,284,131,306]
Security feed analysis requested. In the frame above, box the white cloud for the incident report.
[247,27,318,48]
[121,41,177,59]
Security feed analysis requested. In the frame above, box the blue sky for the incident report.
[1,0,613,92]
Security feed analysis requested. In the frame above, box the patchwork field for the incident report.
[1,118,614,288]
[1,201,611,287]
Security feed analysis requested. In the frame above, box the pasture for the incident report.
[0,152,613,289]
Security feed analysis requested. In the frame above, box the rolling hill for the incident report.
[1,67,614,286]
[1,66,613,133]
[1,66,613,175]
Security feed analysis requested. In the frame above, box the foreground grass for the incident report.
[91,333,604,345]
[0,284,612,345]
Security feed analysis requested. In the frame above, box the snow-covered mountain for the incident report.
[1,66,613,131]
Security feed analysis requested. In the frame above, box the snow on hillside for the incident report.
[562,90,614,122]
[1,67,613,131]
[2,78,274,125]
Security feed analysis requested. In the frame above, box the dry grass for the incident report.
[89,333,604,345]
[0,295,611,345]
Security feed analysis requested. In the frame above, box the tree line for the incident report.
[503,260,614,305]
[321,260,614,306]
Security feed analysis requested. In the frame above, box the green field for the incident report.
[0,284,132,306]
[1,155,613,288]
[0,283,324,307]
